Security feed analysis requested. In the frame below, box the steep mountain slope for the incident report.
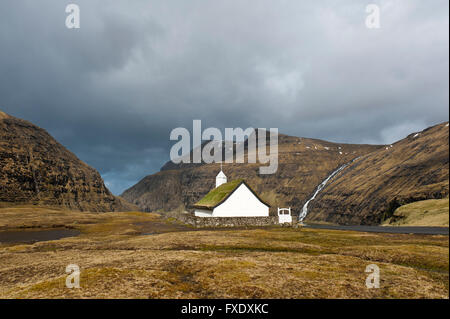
[0,110,136,212]
[122,132,383,215]
[305,122,449,225]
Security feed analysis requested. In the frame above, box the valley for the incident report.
[0,111,448,299]
[3,110,448,227]
[123,122,449,225]
[0,207,448,299]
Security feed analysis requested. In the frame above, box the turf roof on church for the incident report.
[193,179,245,209]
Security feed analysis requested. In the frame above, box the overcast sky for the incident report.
[0,0,448,194]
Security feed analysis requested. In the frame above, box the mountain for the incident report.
[122,131,383,216]
[306,122,449,225]
[0,110,136,212]
[122,122,449,225]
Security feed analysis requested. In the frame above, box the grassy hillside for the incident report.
[308,122,449,225]
[0,110,137,212]
[124,122,448,225]
[383,198,449,227]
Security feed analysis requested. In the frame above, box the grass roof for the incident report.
[194,179,244,209]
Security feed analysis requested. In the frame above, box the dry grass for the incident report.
[0,208,448,299]
[383,198,449,227]
[0,205,161,236]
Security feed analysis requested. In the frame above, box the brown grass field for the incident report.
[0,206,448,299]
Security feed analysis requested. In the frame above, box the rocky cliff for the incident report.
[0,110,136,212]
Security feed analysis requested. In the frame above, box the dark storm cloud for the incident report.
[0,0,448,194]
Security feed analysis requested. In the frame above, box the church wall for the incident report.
[212,184,269,217]
[194,208,213,217]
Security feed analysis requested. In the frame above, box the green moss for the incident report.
[194,179,244,209]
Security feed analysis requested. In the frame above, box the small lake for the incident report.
[0,229,80,244]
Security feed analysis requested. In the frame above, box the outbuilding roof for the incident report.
[193,179,271,210]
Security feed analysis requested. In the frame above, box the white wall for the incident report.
[216,174,227,188]
[212,184,269,217]
[278,208,292,223]
[278,214,292,223]
[195,208,213,217]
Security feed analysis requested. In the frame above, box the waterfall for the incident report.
[298,157,360,222]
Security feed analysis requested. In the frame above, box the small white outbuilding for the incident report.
[193,170,270,217]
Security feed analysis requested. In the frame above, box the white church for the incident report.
[193,169,270,217]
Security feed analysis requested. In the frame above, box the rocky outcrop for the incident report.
[0,110,137,212]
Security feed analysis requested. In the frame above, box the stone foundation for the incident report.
[166,212,298,228]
